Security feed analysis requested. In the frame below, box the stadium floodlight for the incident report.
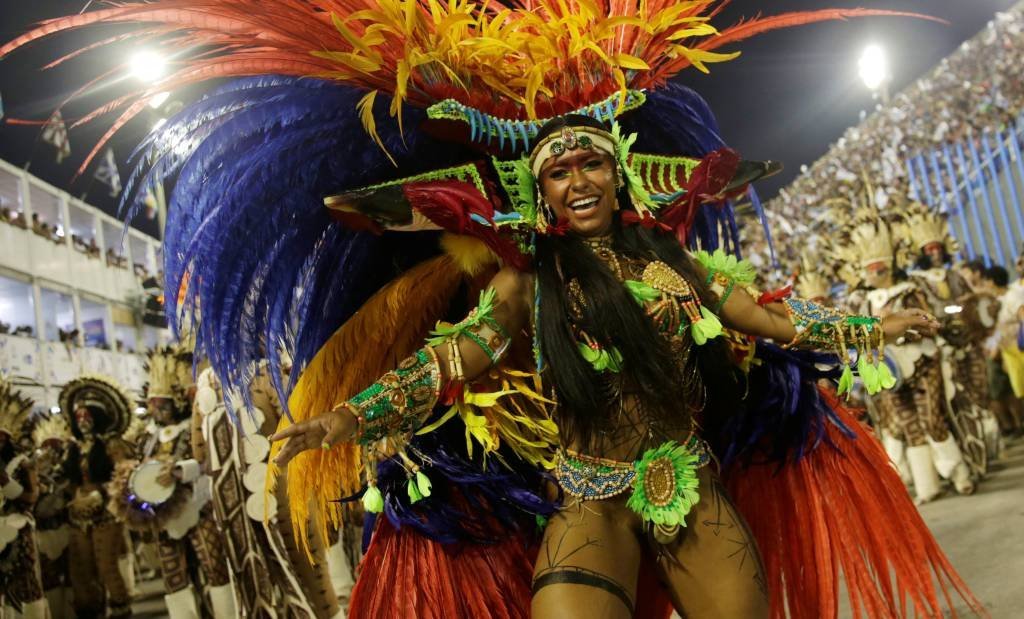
[130,50,167,83]
[858,44,890,93]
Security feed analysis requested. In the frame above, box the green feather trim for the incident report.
[577,342,623,373]
[857,355,881,395]
[877,362,897,390]
[427,287,498,345]
[693,249,756,286]
[625,279,661,304]
[512,156,538,220]
[837,365,854,395]
[611,123,657,211]
[691,306,723,345]
[362,485,384,514]
[407,478,424,503]
[626,441,701,528]
[415,470,432,498]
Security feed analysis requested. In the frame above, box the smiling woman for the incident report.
[536,130,620,237]
[0,1,989,618]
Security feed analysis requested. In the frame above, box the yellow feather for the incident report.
[278,253,464,559]
[439,233,499,276]
[356,90,397,166]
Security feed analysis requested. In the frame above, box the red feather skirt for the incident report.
[349,519,674,618]
[725,387,987,618]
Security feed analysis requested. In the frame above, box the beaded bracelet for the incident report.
[346,346,443,445]
[783,298,894,395]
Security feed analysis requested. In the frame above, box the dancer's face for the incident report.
[864,262,893,289]
[74,407,94,435]
[539,150,618,237]
[148,397,176,424]
[923,243,945,268]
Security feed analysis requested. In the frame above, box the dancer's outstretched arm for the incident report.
[718,283,939,344]
[271,266,532,466]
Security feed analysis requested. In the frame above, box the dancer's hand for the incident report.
[881,309,940,341]
[270,405,358,467]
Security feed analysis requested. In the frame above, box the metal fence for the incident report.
[906,117,1024,270]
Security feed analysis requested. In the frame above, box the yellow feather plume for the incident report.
[270,253,464,558]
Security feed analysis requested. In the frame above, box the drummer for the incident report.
[108,345,236,619]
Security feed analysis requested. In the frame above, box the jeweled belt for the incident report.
[555,435,711,543]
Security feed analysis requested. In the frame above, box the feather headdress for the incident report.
[0,379,34,443]
[32,411,71,447]
[0,1,939,169]
[144,344,195,402]
[896,203,958,255]
[58,375,134,440]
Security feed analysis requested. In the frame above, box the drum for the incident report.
[129,460,176,505]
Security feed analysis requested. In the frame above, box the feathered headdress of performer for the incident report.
[144,344,195,413]
[2,3,980,618]
[32,411,72,448]
[896,202,959,256]
[59,375,133,440]
[0,378,34,443]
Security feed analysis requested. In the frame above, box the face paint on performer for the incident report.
[864,261,894,289]
[75,407,94,435]
[923,242,945,268]
[148,397,176,424]
[539,149,619,238]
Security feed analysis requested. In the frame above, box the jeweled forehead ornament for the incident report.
[529,125,618,178]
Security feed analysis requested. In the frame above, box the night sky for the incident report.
[0,0,1019,234]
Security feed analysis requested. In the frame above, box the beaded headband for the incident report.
[529,126,617,178]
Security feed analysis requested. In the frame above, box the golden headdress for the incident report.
[0,378,34,443]
[796,253,832,301]
[145,344,195,403]
[59,375,133,440]
[897,204,958,255]
[32,411,71,447]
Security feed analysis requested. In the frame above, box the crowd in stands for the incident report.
[750,6,1024,277]
[0,203,146,272]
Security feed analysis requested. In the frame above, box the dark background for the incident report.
[0,0,1018,234]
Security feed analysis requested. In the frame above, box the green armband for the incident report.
[427,287,511,363]
[693,249,756,311]
[347,347,443,445]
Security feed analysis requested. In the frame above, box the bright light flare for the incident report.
[148,92,171,109]
[130,51,167,83]
[858,44,889,91]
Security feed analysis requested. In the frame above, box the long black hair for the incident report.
[64,439,115,485]
[532,115,743,451]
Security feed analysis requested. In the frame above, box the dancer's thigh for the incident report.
[653,468,769,619]
[531,497,642,619]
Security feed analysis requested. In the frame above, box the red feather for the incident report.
[703,9,948,52]
[639,9,945,87]
[354,516,675,619]
[403,180,531,271]
[724,387,987,619]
